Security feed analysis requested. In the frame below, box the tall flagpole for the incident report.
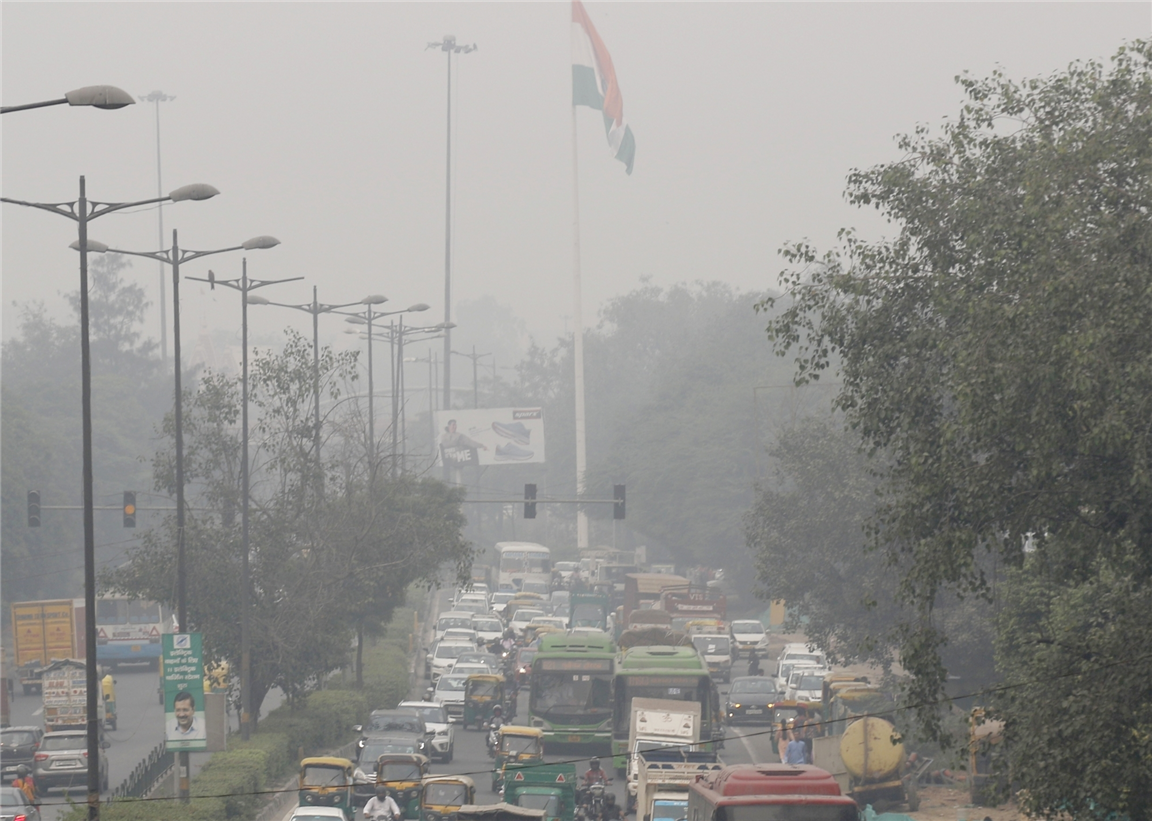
[572,106,589,551]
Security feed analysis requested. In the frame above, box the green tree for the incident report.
[760,41,1152,812]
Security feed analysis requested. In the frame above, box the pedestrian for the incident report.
[800,719,814,763]
[776,720,792,764]
[784,724,808,765]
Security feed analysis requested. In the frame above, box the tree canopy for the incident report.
[758,40,1152,813]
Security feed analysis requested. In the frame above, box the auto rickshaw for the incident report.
[463,674,506,730]
[372,753,430,817]
[101,672,117,731]
[492,726,545,792]
[421,774,476,821]
[298,756,355,821]
[457,804,545,821]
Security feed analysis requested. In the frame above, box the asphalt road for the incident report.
[8,660,283,820]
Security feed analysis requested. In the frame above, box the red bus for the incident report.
[687,765,858,821]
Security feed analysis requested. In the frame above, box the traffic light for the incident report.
[123,491,136,528]
[27,490,41,527]
[524,484,537,519]
[614,484,626,520]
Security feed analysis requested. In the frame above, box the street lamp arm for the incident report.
[1,98,69,114]
[88,196,171,219]
[187,274,304,292]
[1,197,80,220]
[92,244,174,264]
[178,244,245,264]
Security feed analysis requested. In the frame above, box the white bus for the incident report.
[495,542,552,593]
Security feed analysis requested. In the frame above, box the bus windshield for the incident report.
[532,671,612,718]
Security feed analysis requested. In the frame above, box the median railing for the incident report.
[107,739,174,801]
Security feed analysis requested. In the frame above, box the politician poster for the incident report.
[434,408,546,467]
[163,633,207,751]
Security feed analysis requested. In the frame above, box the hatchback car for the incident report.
[0,727,43,783]
[430,641,477,682]
[0,785,41,821]
[729,619,768,659]
[355,709,429,757]
[32,730,108,792]
[398,700,454,762]
[724,676,778,725]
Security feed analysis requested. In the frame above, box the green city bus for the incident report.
[529,633,616,750]
[611,646,716,774]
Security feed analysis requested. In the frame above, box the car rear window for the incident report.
[2,731,38,745]
[40,735,86,751]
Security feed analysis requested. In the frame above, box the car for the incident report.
[434,611,476,642]
[430,641,477,682]
[351,734,428,805]
[427,672,469,722]
[507,608,545,635]
[398,701,454,763]
[489,592,515,615]
[452,599,489,619]
[0,786,41,821]
[784,668,829,703]
[289,807,346,821]
[729,619,768,659]
[355,709,430,757]
[773,644,827,692]
[450,661,495,678]
[724,676,778,725]
[691,633,734,683]
[442,628,480,646]
[32,730,108,793]
[553,561,579,582]
[456,651,501,669]
[0,727,44,783]
[471,615,504,644]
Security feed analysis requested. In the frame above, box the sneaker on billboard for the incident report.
[495,443,534,461]
[492,421,531,445]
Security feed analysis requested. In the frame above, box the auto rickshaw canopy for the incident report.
[466,674,504,698]
[422,775,476,808]
[300,757,354,787]
[374,753,429,783]
[498,726,544,755]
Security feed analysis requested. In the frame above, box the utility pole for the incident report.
[427,35,476,412]
[451,346,491,409]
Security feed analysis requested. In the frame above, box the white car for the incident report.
[435,611,475,642]
[784,668,829,703]
[290,807,347,821]
[774,644,827,692]
[398,700,454,763]
[472,615,504,644]
[508,608,545,635]
[729,619,768,658]
[451,661,495,677]
[774,659,827,695]
[427,672,469,722]
[489,592,515,615]
[442,627,480,646]
[430,641,475,682]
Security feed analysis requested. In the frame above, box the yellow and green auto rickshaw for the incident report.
[492,726,545,792]
[421,774,476,821]
[298,756,355,821]
[463,674,506,730]
[371,753,430,818]
[101,672,117,731]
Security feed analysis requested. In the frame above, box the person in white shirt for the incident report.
[364,786,401,821]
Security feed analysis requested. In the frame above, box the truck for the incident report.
[503,762,577,821]
[634,749,722,821]
[658,587,727,634]
[686,764,859,821]
[622,574,689,628]
[568,594,611,631]
[626,698,702,811]
[41,658,104,733]
[11,599,85,695]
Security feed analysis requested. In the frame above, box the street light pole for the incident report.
[6,177,219,820]
[1,85,134,114]
[427,35,476,412]
[140,90,176,365]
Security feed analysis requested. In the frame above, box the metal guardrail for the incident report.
[107,739,174,801]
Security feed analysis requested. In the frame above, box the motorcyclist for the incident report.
[582,757,611,787]
[600,792,622,821]
[486,704,505,755]
[363,786,401,821]
[13,765,36,805]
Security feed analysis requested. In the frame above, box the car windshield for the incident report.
[436,644,472,659]
[652,799,688,821]
[425,783,468,806]
[513,609,544,623]
[784,653,824,667]
[492,593,514,604]
[40,735,85,751]
[302,765,348,787]
[369,715,419,733]
[1,731,37,745]
[438,616,472,630]
[474,620,502,632]
[731,679,775,695]
[732,621,764,635]
[521,582,550,595]
[692,636,730,654]
[378,762,423,781]
[438,676,468,692]
[796,675,825,690]
[403,705,447,724]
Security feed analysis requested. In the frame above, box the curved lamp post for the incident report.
[4,178,218,819]
[1,84,135,114]
[81,234,278,769]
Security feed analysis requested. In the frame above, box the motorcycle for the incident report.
[485,716,504,758]
[576,782,607,821]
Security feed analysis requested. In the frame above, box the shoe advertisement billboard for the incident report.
[435,408,545,466]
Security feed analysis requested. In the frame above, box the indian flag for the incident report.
[572,0,636,175]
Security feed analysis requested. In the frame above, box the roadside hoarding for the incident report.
[163,633,206,752]
[435,408,545,467]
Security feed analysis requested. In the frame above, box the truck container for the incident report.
[634,749,721,821]
[622,575,689,627]
[41,658,104,733]
[11,599,85,694]
[626,698,701,806]
[686,764,858,821]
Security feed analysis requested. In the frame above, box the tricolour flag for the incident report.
[572,0,636,174]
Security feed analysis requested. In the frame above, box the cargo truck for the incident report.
[634,749,722,821]
[41,658,104,733]
[626,698,701,811]
[10,599,85,695]
[686,764,858,821]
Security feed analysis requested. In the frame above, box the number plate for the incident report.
[745,708,762,714]
[132,645,142,652]
[568,735,583,743]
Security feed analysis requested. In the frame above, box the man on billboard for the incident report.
[439,419,487,467]
[170,690,206,741]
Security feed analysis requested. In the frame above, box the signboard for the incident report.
[434,408,546,467]
[163,633,206,751]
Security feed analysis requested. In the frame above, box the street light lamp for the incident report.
[1,85,135,114]
[82,233,278,762]
[4,177,218,819]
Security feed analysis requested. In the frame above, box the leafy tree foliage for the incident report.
[759,41,1152,811]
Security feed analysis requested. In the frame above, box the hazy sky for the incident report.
[3,3,1148,379]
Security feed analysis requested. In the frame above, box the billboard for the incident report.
[163,633,206,752]
[435,408,545,467]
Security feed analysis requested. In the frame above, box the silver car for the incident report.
[32,731,108,793]
[0,786,41,821]
[398,700,455,762]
